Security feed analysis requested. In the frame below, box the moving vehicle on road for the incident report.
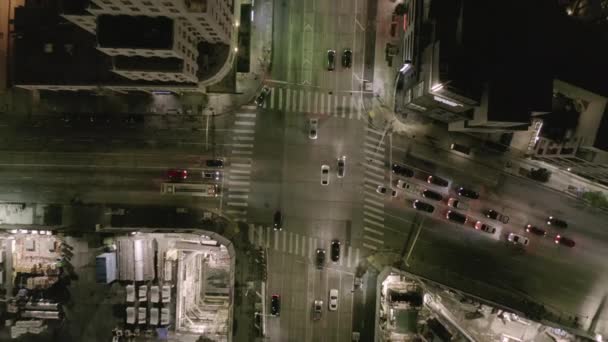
[331,240,340,262]
[328,289,339,311]
[327,50,336,71]
[422,189,443,201]
[447,198,468,210]
[457,186,479,199]
[427,175,449,187]
[554,234,575,247]
[202,170,221,181]
[525,224,546,236]
[309,118,319,139]
[166,169,188,182]
[377,185,397,197]
[547,216,568,229]
[313,300,323,320]
[205,159,224,168]
[321,165,330,185]
[161,183,219,197]
[342,49,352,68]
[484,209,509,223]
[271,294,281,316]
[316,249,326,269]
[273,211,282,231]
[337,156,346,178]
[413,200,435,213]
[475,221,496,234]
[392,163,414,177]
[507,233,529,246]
[446,210,468,224]
[255,87,271,107]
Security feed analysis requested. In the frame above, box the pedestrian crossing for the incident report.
[261,86,365,120]
[361,127,388,251]
[248,224,361,269]
[225,106,257,222]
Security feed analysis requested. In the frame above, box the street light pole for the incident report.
[404,217,425,267]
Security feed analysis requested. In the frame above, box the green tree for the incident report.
[394,3,408,15]
[582,191,608,209]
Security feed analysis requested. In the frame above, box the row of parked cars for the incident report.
[390,163,577,248]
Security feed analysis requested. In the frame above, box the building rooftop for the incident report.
[97,15,174,50]
[114,56,185,72]
[13,7,194,88]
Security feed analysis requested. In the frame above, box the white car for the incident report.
[337,156,346,178]
[321,165,330,185]
[328,289,338,311]
[376,185,397,197]
[447,197,469,210]
[309,118,319,139]
[507,233,529,246]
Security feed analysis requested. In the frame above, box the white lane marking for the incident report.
[228,180,251,186]
[364,141,384,151]
[235,121,256,126]
[233,136,255,141]
[365,127,384,136]
[232,143,254,148]
[364,169,385,180]
[228,194,249,199]
[364,197,385,206]
[233,129,255,133]
[364,204,384,214]
[230,169,251,174]
[248,223,255,244]
[232,163,252,168]
[364,163,385,173]
[229,175,251,180]
[236,113,256,118]
[228,188,250,193]
[232,150,253,155]
[364,149,385,159]
[363,227,384,236]
[364,211,384,221]
[363,218,384,228]
[226,210,247,215]
[363,235,384,244]
[289,232,294,254]
[227,202,248,207]
[362,243,378,250]
[347,246,352,268]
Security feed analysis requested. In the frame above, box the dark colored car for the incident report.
[554,234,575,248]
[446,210,468,224]
[547,216,568,229]
[422,189,443,201]
[331,240,341,262]
[342,49,352,68]
[205,159,224,168]
[484,209,509,223]
[255,87,271,107]
[271,294,281,316]
[427,175,449,187]
[327,50,336,71]
[525,224,546,236]
[457,187,479,199]
[337,157,346,178]
[316,248,326,269]
[392,163,414,178]
[273,211,282,231]
[202,170,221,181]
[413,200,435,213]
[167,169,188,181]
